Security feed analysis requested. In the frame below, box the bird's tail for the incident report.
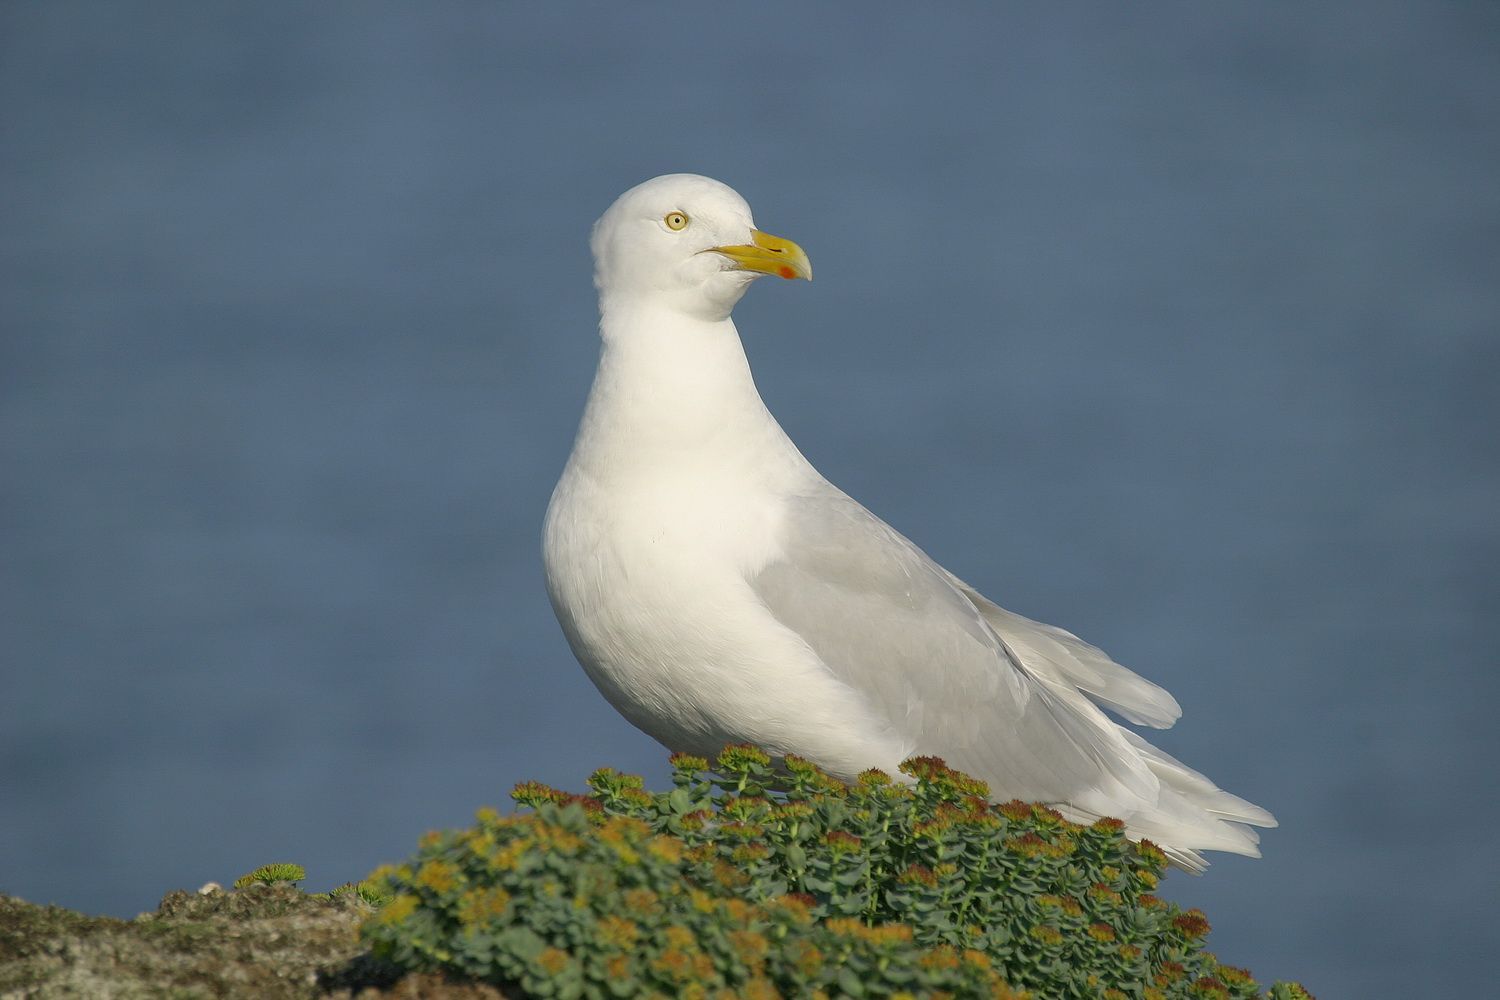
[956,580,1277,871]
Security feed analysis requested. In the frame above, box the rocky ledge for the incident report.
[0,886,505,999]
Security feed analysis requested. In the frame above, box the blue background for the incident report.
[3,4,1495,997]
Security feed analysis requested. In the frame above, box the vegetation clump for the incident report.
[234,862,308,888]
[363,748,1311,999]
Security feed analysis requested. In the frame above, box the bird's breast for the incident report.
[541,427,917,772]
[543,457,791,730]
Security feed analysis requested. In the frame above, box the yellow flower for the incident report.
[456,887,511,925]
[414,860,460,895]
[596,915,641,949]
[373,893,418,926]
[535,947,570,976]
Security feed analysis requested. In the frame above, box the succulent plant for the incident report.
[361,749,1309,999]
[232,863,307,889]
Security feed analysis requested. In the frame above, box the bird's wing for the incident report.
[949,583,1181,729]
[749,488,1166,818]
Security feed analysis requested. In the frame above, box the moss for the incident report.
[0,896,125,966]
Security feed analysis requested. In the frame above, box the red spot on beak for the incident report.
[778,266,796,280]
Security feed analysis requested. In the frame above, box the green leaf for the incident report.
[837,965,866,996]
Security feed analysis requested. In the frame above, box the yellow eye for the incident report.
[664,211,689,231]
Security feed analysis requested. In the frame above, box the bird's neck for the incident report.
[571,301,785,475]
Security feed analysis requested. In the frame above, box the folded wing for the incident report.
[750,487,1274,869]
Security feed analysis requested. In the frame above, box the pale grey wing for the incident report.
[950,584,1182,729]
[751,490,1161,817]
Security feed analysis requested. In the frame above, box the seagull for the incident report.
[543,174,1275,870]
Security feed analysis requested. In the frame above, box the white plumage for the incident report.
[543,173,1275,870]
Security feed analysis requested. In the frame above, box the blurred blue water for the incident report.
[2,3,1496,996]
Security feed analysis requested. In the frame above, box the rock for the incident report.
[0,889,513,999]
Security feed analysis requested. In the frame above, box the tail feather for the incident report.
[1107,732,1277,872]
[951,577,1276,869]
[1120,730,1279,829]
[957,584,1183,729]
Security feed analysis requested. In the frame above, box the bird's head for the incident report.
[591,173,811,321]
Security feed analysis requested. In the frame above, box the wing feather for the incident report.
[952,583,1183,729]
[748,487,1275,864]
[751,490,1161,817]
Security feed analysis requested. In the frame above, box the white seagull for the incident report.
[543,174,1275,870]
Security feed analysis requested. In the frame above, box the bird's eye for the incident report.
[664,211,689,231]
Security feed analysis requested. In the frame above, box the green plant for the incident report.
[233,863,306,889]
[323,877,393,907]
[362,749,1309,1000]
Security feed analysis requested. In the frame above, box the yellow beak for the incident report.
[706,229,813,281]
